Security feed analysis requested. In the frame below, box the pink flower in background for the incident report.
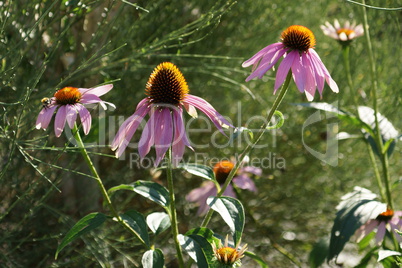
[111,62,231,166]
[320,19,364,42]
[36,85,114,137]
[186,160,261,216]
[242,25,338,101]
[356,208,402,245]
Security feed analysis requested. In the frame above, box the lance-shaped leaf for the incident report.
[146,212,170,236]
[358,106,399,157]
[120,210,150,247]
[328,187,386,261]
[142,249,164,268]
[56,212,107,259]
[178,163,216,182]
[207,196,245,245]
[109,180,170,209]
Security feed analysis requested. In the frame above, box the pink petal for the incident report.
[65,105,78,129]
[186,182,217,216]
[242,42,283,67]
[54,105,67,137]
[233,174,257,192]
[111,99,150,157]
[154,108,173,167]
[307,51,325,94]
[171,108,192,167]
[138,108,157,158]
[274,51,297,91]
[291,53,306,93]
[245,46,287,81]
[375,221,386,245]
[301,53,317,101]
[79,84,113,97]
[309,49,339,93]
[36,105,57,130]
[183,95,232,135]
[77,105,92,135]
[356,219,378,242]
[241,166,262,176]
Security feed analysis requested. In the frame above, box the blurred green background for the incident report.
[1,0,401,267]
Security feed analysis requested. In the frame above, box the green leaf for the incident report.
[178,234,210,267]
[146,212,171,236]
[178,163,216,181]
[120,210,150,247]
[244,251,269,268]
[109,180,170,208]
[328,187,386,261]
[308,237,329,268]
[142,249,164,268]
[55,212,107,259]
[207,196,245,245]
[378,250,402,262]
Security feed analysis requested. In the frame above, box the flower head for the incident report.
[186,160,261,216]
[212,235,248,268]
[320,19,364,42]
[111,62,232,166]
[35,84,115,137]
[242,25,339,101]
[355,208,402,245]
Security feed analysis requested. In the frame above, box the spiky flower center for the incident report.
[146,62,189,105]
[336,28,354,38]
[376,208,394,222]
[54,87,82,105]
[214,161,235,184]
[216,247,240,264]
[281,25,316,52]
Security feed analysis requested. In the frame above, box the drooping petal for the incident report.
[138,108,157,158]
[307,50,325,95]
[65,104,78,129]
[183,102,197,118]
[309,49,339,93]
[245,45,287,81]
[36,105,57,130]
[171,107,192,166]
[54,105,67,137]
[291,53,306,93]
[274,50,297,91]
[183,95,232,135]
[79,84,113,97]
[154,108,173,167]
[77,104,92,135]
[355,219,378,242]
[301,53,317,101]
[233,174,257,192]
[242,42,284,67]
[241,166,262,176]
[375,221,386,245]
[186,182,217,216]
[111,99,150,157]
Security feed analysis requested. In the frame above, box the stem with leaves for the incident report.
[201,71,292,228]
[71,124,148,248]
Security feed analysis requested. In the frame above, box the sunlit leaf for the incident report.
[378,250,402,262]
[178,234,210,267]
[328,187,386,261]
[55,212,107,259]
[108,181,170,208]
[142,249,164,268]
[120,210,150,247]
[178,163,216,181]
[146,212,170,236]
[207,196,244,245]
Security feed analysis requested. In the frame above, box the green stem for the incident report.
[72,124,148,247]
[361,0,393,210]
[201,72,292,228]
[341,43,386,202]
[166,147,185,268]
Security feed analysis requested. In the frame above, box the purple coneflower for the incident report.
[36,85,114,137]
[355,208,402,245]
[320,19,364,42]
[186,160,260,216]
[242,25,339,101]
[111,62,231,166]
